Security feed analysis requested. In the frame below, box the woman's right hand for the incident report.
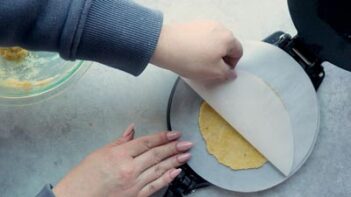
[53,124,192,197]
[151,20,243,82]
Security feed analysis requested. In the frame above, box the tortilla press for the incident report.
[164,0,351,196]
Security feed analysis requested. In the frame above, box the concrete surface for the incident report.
[0,0,350,196]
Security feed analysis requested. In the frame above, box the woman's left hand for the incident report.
[53,124,192,197]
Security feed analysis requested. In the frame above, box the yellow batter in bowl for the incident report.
[0,47,29,62]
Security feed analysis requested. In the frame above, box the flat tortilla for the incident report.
[199,102,267,170]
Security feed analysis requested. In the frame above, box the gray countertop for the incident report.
[0,0,350,196]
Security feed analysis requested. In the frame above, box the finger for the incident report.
[123,124,136,138]
[138,168,182,197]
[122,131,181,157]
[136,153,191,188]
[134,141,192,173]
[200,61,234,85]
[223,55,241,69]
[225,38,243,68]
[111,124,135,146]
[223,56,236,68]
[217,60,237,81]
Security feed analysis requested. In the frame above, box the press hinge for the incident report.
[264,32,325,90]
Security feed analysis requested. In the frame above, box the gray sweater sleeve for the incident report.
[1,1,162,196]
[0,0,163,76]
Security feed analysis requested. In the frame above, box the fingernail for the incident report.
[167,131,181,141]
[170,168,182,179]
[177,153,191,163]
[123,123,135,137]
[176,141,193,151]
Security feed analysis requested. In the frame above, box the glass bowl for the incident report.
[0,49,92,105]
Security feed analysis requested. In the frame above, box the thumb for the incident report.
[217,60,237,81]
[112,123,135,146]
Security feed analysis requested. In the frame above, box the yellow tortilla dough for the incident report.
[199,102,267,170]
[1,77,55,91]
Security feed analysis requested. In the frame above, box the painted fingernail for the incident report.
[170,168,182,179]
[167,131,181,141]
[176,141,193,151]
[123,123,135,137]
[177,153,191,163]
